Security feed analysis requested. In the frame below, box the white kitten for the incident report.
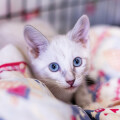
[24,15,92,106]
[0,15,91,107]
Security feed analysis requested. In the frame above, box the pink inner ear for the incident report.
[104,49,120,71]
[69,15,90,44]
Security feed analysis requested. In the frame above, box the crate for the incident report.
[0,0,119,33]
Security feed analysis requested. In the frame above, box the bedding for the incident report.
[86,25,120,119]
[1,25,120,120]
[89,26,120,107]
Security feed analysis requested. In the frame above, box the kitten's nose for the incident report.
[66,80,75,86]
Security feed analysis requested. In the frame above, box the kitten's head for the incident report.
[24,15,90,92]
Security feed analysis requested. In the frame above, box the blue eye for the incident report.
[73,57,82,67]
[49,62,59,72]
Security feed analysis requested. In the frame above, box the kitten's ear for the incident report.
[24,25,49,58]
[68,15,90,46]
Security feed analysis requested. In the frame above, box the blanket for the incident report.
[86,25,120,120]
[89,26,120,107]
[1,25,120,120]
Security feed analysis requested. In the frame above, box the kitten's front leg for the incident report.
[74,83,92,109]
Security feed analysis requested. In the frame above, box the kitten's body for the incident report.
[0,16,91,107]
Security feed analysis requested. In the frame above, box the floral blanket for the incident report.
[0,78,91,120]
[87,25,120,120]
[1,25,120,120]
[1,77,120,120]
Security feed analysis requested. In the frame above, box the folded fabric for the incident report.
[90,25,120,79]
[86,107,120,120]
[89,26,120,107]
[0,78,92,120]
[0,44,32,79]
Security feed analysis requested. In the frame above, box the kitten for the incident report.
[0,15,91,107]
[24,15,92,107]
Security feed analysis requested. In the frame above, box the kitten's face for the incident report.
[34,35,89,89]
[24,15,90,91]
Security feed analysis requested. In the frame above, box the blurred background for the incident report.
[0,0,120,34]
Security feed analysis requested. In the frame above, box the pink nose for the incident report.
[66,80,75,86]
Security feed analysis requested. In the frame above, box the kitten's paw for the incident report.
[80,101,91,109]
[76,98,92,109]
